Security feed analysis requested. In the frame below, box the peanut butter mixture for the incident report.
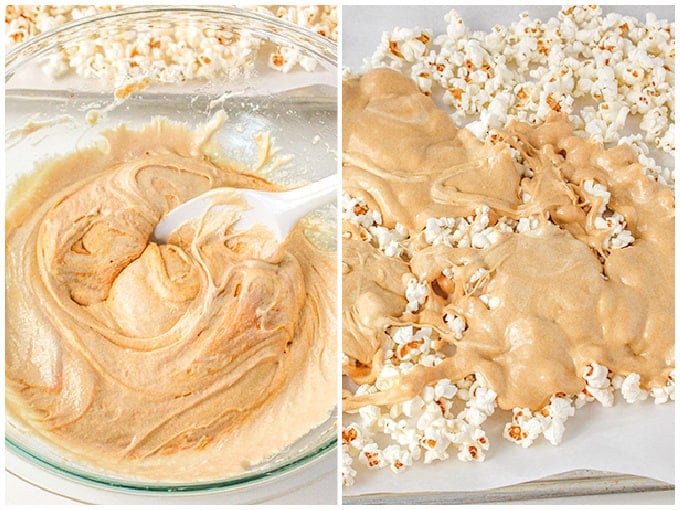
[342,69,674,412]
[6,114,336,481]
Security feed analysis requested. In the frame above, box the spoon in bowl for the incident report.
[151,174,338,244]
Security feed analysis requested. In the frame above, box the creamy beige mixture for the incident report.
[342,69,674,412]
[6,115,336,481]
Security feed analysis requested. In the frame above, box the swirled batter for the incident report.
[342,69,674,412]
[6,114,336,481]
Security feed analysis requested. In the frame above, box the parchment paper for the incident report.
[344,398,674,495]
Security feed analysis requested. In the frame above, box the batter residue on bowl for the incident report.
[6,113,337,481]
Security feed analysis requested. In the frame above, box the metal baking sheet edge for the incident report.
[342,469,674,505]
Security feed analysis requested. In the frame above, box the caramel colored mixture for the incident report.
[6,115,336,481]
[342,69,674,411]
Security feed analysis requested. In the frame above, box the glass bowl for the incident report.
[5,5,337,495]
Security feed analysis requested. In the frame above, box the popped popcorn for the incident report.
[649,370,676,404]
[540,395,576,445]
[5,5,338,85]
[503,408,544,448]
[582,362,615,407]
[341,444,357,487]
[466,267,490,295]
[443,313,467,339]
[359,442,387,470]
[342,193,382,231]
[423,206,497,249]
[479,294,500,310]
[404,279,428,313]
[364,5,674,187]
[382,444,413,473]
[368,223,410,258]
[582,179,635,251]
[504,394,577,448]
[342,297,505,481]
[620,373,650,403]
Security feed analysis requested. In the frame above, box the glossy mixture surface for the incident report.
[6,114,337,481]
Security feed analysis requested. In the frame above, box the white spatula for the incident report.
[152,174,338,243]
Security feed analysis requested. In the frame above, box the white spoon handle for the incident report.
[152,174,338,243]
[274,174,338,220]
[236,174,338,239]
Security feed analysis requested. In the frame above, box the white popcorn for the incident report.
[650,370,676,404]
[619,134,674,187]
[620,373,649,403]
[354,384,377,397]
[342,193,383,230]
[342,422,365,450]
[582,179,611,215]
[341,444,357,487]
[422,207,495,249]
[420,385,436,405]
[405,279,428,313]
[603,213,635,250]
[434,379,458,400]
[457,429,489,462]
[583,363,608,386]
[346,371,497,475]
[359,442,387,470]
[586,386,614,407]
[538,395,576,445]
[390,326,414,346]
[468,385,498,416]
[582,180,635,250]
[466,267,490,294]
[546,395,576,422]
[383,444,413,473]
[582,363,614,407]
[363,6,674,184]
[380,416,398,434]
[503,408,543,448]
[359,405,381,429]
[420,428,450,463]
[368,223,409,258]
[441,266,457,280]
[375,364,401,391]
[384,325,443,370]
[444,313,467,339]
[516,216,541,233]
[542,418,567,446]
[458,405,488,428]
[401,395,425,418]
[479,293,500,310]
[656,123,675,154]
[640,107,670,143]
[611,374,624,390]
[424,217,458,247]
[7,6,337,85]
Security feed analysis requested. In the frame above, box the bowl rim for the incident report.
[5,3,338,494]
[5,4,338,81]
[5,424,336,494]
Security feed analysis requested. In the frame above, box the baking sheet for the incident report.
[341,3,675,498]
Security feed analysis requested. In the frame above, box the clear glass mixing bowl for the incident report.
[5,5,337,494]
